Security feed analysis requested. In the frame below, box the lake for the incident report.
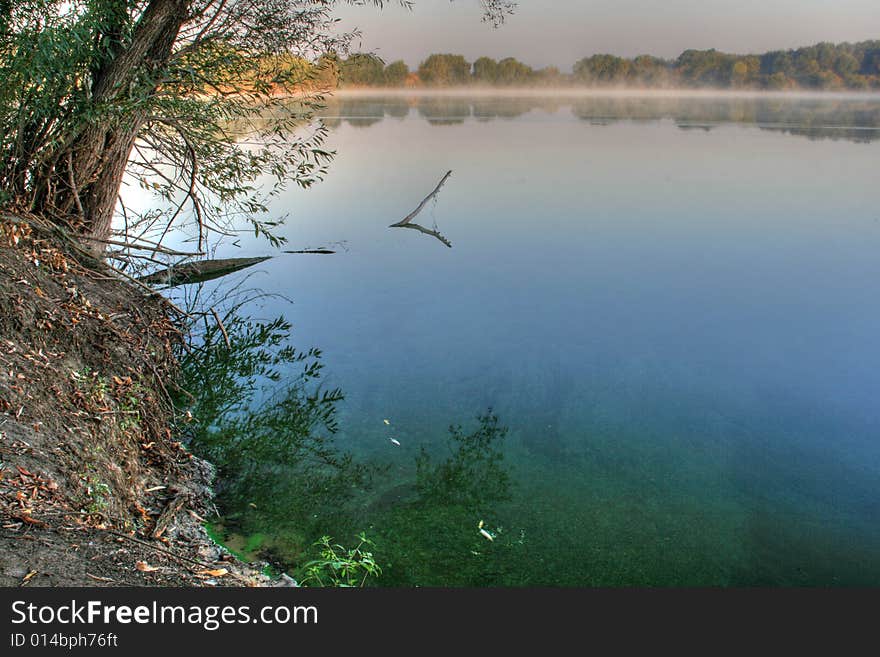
[178,92,880,585]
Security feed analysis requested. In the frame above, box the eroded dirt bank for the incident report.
[0,215,272,587]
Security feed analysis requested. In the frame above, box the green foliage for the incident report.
[472,56,499,84]
[675,49,732,86]
[494,57,533,85]
[574,53,633,84]
[415,411,511,511]
[0,0,520,243]
[298,533,382,587]
[0,0,392,247]
[0,2,97,204]
[383,59,410,86]
[340,53,386,86]
[176,312,303,424]
[630,55,671,85]
[81,473,111,514]
[175,308,369,542]
[418,53,472,86]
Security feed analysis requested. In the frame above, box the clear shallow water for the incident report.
[195,94,880,584]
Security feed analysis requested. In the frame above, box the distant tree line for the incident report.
[319,41,880,90]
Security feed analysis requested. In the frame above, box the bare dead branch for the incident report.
[390,170,453,227]
[389,170,454,248]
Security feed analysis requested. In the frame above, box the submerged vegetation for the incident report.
[174,307,370,554]
[173,297,520,585]
[415,412,511,510]
[370,412,523,586]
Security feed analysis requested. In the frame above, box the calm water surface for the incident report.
[195,94,880,584]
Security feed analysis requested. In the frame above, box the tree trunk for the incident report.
[68,120,144,246]
[35,0,189,251]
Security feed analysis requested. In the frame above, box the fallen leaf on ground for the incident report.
[18,514,45,527]
[135,561,159,572]
[196,568,228,577]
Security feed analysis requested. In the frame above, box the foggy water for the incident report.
[196,94,880,584]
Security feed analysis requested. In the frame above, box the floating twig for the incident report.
[389,170,454,248]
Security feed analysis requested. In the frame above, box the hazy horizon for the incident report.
[329,87,880,98]
[332,0,880,71]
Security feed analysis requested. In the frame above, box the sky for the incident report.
[332,0,880,70]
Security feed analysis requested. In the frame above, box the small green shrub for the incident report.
[298,533,382,587]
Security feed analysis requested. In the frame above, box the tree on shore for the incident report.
[383,60,410,86]
[0,0,516,253]
[473,56,499,84]
[341,53,386,86]
[418,53,472,86]
[494,57,533,85]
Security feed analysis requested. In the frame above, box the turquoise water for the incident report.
[195,93,880,584]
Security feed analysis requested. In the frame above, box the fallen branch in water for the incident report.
[389,220,453,248]
[138,256,271,287]
[140,249,336,287]
[394,170,452,226]
[389,170,453,248]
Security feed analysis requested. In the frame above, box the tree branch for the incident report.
[389,170,454,248]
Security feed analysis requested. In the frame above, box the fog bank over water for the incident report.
[333,88,880,100]
[319,91,880,144]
